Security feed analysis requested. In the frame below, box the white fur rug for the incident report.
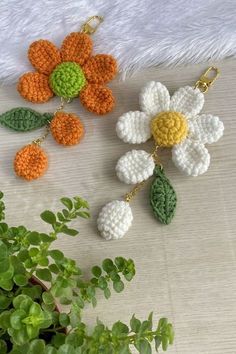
[0,0,236,84]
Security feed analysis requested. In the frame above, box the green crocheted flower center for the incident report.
[49,62,86,99]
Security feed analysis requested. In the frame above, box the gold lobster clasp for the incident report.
[81,16,104,35]
[194,67,220,93]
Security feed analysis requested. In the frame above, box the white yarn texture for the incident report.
[116,82,224,177]
[1,0,236,84]
[116,150,155,184]
[97,200,133,240]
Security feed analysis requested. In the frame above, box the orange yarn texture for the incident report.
[50,112,84,146]
[80,84,115,115]
[14,144,48,181]
[28,40,61,75]
[83,54,117,84]
[18,32,117,115]
[61,33,92,66]
[18,73,53,103]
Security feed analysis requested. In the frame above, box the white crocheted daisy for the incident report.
[116,82,224,180]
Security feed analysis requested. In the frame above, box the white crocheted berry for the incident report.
[97,200,133,240]
[116,150,155,184]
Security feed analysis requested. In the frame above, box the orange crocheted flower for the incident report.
[18,33,117,115]
[50,112,84,146]
[14,144,48,181]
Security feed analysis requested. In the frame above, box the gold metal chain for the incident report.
[124,146,161,203]
[124,180,146,203]
[80,16,104,35]
[194,66,220,93]
[32,125,51,146]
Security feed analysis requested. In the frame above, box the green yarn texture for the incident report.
[49,62,86,99]
[150,165,177,225]
[0,108,53,132]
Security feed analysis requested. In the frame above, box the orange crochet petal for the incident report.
[80,84,115,115]
[18,73,53,103]
[83,54,117,84]
[50,112,84,146]
[14,144,48,181]
[61,32,92,66]
[28,40,61,75]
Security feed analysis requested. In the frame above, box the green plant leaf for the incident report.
[59,313,70,327]
[60,226,78,236]
[150,165,177,225]
[162,335,169,351]
[27,232,41,245]
[154,335,162,351]
[42,292,54,305]
[112,321,129,336]
[113,280,124,293]
[13,274,28,287]
[28,339,46,354]
[0,257,10,273]
[130,315,141,333]
[104,287,111,299]
[0,294,11,309]
[13,294,32,310]
[0,278,13,291]
[0,241,8,261]
[102,259,115,273]
[58,344,75,354]
[40,211,56,225]
[136,339,152,354]
[0,108,53,132]
[60,197,73,211]
[0,339,7,354]
[91,266,102,278]
[49,250,64,262]
[166,323,175,344]
[10,309,26,329]
[0,223,8,234]
[36,268,52,282]
[0,310,11,329]
[45,346,58,354]
[76,211,90,219]
[52,332,66,348]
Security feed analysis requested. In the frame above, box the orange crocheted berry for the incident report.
[14,144,48,181]
[28,40,61,75]
[80,84,115,115]
[83,54,117,84]
[18,73,53,103]
[61,32,92,66]
[50,112,84,146]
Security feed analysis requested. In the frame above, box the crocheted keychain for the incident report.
[97,67,224,240]
[0,16,117,180]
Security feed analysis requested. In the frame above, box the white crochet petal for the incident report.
[140,81,170,116]
[97,200,133,240]
[188,114,224,144]
[170,86,204,118]
[116,111,152,144]
[172,139,210,177]
[116,150,155,184]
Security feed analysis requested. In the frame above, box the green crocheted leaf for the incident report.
[150,165,177,225]
[0,108,53,132]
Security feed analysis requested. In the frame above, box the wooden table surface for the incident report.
[0,60,235,354]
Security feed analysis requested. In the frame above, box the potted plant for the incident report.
[0,192,174,353]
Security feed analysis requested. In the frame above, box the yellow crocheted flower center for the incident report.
[151,111,188,147]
